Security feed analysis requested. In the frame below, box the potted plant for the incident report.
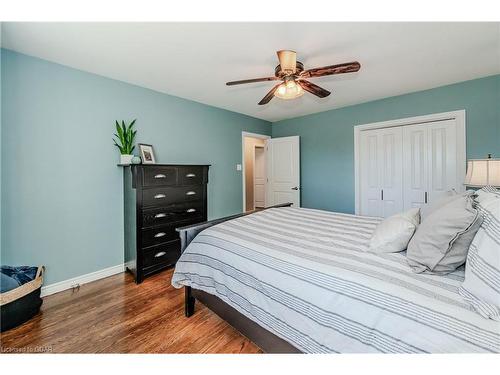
[113,119,137,165]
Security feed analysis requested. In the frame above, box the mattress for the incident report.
[171,207,500,353]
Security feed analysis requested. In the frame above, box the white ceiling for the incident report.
[2,22,499,122]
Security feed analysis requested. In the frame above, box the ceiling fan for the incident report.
[226,50,361,105]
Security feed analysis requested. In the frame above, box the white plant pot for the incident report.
[120,154,134,165]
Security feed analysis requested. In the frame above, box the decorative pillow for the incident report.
[459,192,500,320]
[406,194,482,274]
[475,185,500,204]
[481,185,500,195]
[420,190,474,221]
[369,208,420,253]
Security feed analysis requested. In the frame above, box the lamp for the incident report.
[274,78,304,100]
[464,154,500,187]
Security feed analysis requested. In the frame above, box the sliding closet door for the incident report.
[360,114,464,216]
[427,120,459,202]
[379,127,404,217]
[360,131,383,216]
[403,119,459,210]
[360,127,403,217]
[403,124,429,210]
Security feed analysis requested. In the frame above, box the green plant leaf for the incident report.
[113,139,125,154]
[116,123,124,143]
[130,130,137,146]
[122,121,128,152]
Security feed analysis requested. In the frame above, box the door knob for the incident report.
[291,187,299,190]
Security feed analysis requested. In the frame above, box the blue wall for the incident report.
[272,75,500,214]
[2,47,498,287]
[1,49,271,285]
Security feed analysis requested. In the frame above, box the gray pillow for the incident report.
[420,190,474,221]
[407,194,482,274]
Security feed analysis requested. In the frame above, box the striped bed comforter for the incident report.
[171,207,500,353]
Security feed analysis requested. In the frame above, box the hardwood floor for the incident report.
[0,269,262,353]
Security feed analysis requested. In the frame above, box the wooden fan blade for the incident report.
[300,61,360,79]
[258,83,282,105]
[298,80,331,98]
[226,77,278,86]
[277,50,297,73]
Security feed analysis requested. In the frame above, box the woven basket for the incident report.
[0,266,44,306]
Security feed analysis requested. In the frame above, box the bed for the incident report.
[171,205,500,353]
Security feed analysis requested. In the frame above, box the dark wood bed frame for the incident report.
[176,203,302,353]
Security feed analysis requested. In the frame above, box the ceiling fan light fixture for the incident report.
[274,80,304,100]
[226,50,360,105]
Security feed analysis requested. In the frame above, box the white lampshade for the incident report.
[464,158,500,187]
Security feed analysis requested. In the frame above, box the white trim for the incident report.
[253,144,266,209]
[241,131,271,212]
[354,110,466,215]
[41,263,125,297]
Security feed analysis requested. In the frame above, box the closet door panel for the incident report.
[360,131,382,217]
[403,124,428,210]
[360,128,402,218]
[427,120,458,203]
[380,128,403,217]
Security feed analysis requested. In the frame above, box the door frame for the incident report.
[253,144,266,209]
[242,131,271,212]
[354,110,466,215]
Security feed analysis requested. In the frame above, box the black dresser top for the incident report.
[119,163,211,167]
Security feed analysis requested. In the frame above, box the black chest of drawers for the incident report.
[123,164,209,283]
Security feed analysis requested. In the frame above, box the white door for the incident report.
[254,146,266,208]
[403,119,460,210]
[427,120,460,202]
[403,124,429,210]
[360,130,383,217]
[266,136,300,207]
[360,128,403,217]
[379,127,404,217]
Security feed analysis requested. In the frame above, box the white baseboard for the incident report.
[41,263,125,297]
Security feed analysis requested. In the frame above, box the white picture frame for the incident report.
[139,143,156,164]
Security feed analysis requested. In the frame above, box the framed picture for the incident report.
[138,144,156,164]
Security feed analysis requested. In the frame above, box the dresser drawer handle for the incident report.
[186,173,196,178]
[154,232,166,238]
[186,191,196,196]
[154,213,167,219]
[186,208,196,213]
[154,251,167,258]
[154,174,167,179]
[154,194,166,199]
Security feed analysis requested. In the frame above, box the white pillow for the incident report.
[459,188,500,320]
[420,190,474,221]
[369,208,420,253]
[407,194,482,274]
[476,188,499,204]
